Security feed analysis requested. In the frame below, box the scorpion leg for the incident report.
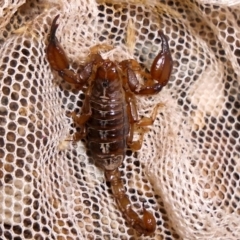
[121,31,173,95]
[123,82,143,150]
[136,102,164,127]
[127,103,164,151]
[123,77,163,150]
[105,168,156,235]
[47,15,95,87]
[71,89,93,141]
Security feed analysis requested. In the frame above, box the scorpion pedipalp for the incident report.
[120,30,173,95]
[47,14,69,71]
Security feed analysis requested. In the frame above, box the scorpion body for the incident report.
[86,64,129,171]
[47,15,173,235]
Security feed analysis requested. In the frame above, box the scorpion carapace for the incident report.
[47,15,173,235]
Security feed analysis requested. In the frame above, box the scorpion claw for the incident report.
[150,30,173,87]
[48,14,60,42]
[120,30,173,95]
[47,14,69,71]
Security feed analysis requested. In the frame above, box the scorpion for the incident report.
[47,15,173,235]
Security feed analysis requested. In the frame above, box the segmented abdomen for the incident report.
[86,92,129,171]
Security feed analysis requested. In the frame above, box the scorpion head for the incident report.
[96,60,118,82]
[92,60,123,99]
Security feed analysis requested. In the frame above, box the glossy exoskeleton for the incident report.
[47,15,173,235]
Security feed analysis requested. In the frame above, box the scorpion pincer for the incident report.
[47,15,173,235]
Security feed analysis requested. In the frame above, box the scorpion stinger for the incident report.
[47,15,173,235]
[105,169,156,235]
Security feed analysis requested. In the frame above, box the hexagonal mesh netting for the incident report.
[0,0,240,239]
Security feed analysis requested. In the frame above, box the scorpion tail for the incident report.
[105,169,156,235]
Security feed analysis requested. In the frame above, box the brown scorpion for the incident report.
[47,15,173,235]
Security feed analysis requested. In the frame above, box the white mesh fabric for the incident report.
[0,0,240,239]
